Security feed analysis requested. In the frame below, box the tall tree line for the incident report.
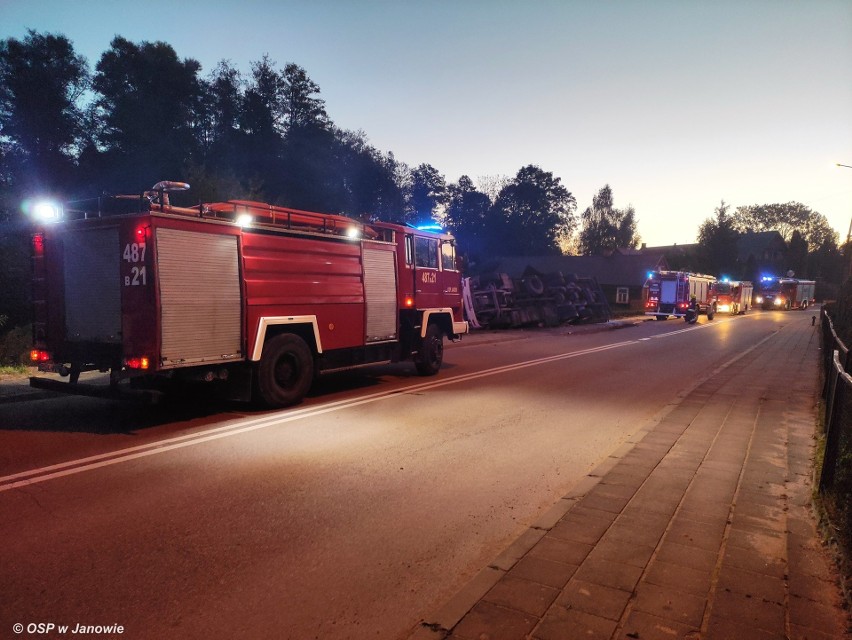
[695,200,843,286]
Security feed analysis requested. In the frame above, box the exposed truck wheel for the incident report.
[707,306,715,320]
[415,324,443,376]
[256,334,314,407]
[524,275,544,296]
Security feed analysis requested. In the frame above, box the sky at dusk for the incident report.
[2,0,851,247]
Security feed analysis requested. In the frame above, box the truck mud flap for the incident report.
[29,377,164,404]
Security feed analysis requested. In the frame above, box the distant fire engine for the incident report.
[755,276,815,310]
[29,181,467,406]
[643,271,717,321]
[710,280,753,315]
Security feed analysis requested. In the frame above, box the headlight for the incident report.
[719,304,730,312]
[755,296,763,303]
[774,298,784,306]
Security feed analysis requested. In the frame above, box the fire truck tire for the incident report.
[415,324,443,376]
[256,334,314,407]
[707,307,715,320]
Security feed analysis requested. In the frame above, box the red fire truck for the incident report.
[29,181,468,407]
[755,276,815,310]
[710,279,753,315]
[643,271,717,321]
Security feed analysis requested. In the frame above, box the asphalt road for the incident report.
[0,310,817,639]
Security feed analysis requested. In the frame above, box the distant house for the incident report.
[638,242,699,272]
[476,250,669,311]
[736,231,787,279]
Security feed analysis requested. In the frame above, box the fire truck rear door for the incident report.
[63,227,122,343]
[660,279,677,304]
[156,228,242,368]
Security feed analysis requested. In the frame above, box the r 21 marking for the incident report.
[125,266,147,286]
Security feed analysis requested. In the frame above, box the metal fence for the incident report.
[820,310,852,493]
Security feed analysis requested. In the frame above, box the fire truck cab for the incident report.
[643,271,717,321]
[710,280,753,315]
[29,182,468,407]
[755,276,815,310]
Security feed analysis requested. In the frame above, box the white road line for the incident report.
[0,321,737,491]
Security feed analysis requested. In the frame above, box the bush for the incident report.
[0,324,32,365]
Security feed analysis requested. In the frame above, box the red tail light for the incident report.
[125,356,150,370]
[32,233,45,255]
[30,349,51,362]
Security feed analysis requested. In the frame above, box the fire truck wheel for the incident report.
[256,334,314,407]
[707,307,715,320]
[415,324,443,376]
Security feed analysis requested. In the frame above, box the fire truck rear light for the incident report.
[125,356,150,370]
[404,297,415,307]
[32,233,45,255]
[30,349,51,362]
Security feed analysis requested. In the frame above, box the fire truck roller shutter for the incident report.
[362,246,398,342]
[156,228,242,367]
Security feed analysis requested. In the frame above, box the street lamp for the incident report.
[837,163,852,281]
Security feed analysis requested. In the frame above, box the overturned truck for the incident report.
[462,266,611,329]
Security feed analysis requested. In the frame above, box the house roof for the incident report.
[479,252,668,287]
[736,231,786,261]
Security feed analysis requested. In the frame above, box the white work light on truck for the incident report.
[31,201,62,223]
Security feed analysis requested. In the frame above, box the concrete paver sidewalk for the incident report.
[411,322,850,639]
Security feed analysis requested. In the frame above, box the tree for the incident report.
[91,37,204,191]
[733,201,841,281]
[732,202,837,250]
[579,184,639,255]
[444,175,492,257]
[281,63,329,132]
[255,59,335,209]
[330,129,404,221]
[696,200,739,276]
[491,165,576,255]
[0,30,89,195]
[409,163,448,224]
[203,60,243,150]
[787,230,808,278]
